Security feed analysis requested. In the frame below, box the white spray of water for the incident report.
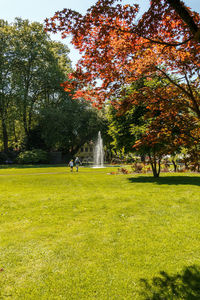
[93,131,104,168]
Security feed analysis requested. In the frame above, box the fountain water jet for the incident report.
[93,131,104,168]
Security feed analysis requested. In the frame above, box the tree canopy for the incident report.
[45,0,200,117]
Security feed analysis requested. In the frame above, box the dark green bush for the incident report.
[0,152,8,164]
[17,149,48,164]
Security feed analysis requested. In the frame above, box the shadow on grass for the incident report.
[128,176,200,186]
[140,265,200,299]
[0,164,65,169]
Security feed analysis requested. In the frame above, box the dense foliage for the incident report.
[45,0,200,116]
[45,0,200,176]
[0,18,104,162]
[17,149,48,164]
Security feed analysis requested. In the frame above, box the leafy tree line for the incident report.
[0,18,104,163]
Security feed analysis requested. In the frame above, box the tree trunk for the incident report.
[70,145,81,158]
[166,0,200,40]
[149,153,161,178]
[172,160,177,172]
[151,163,161,178]
[1,115,8,153]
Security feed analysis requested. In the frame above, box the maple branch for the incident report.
[184,73,200,118]
[155,67,189,95]
[155,66,200,118]
[166,0,200,41]
[114,26,192,47]
[142,36,192,47]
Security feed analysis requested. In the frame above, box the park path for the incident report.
[0,171,67,176]
[0,170,107,176]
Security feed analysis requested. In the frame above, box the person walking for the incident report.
[69,159,74,172]
[75,157,81,172]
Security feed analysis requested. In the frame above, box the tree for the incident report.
[105,75,200,177]
[150,0,200,42]
[132,78,200,177]
[106,80,147,154]
[0,20,16,152]
[45,0,200,119]
[39,97,104,158]
[0,18,75,153]
[11,18,72,146]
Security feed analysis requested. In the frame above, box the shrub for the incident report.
[131,162,143,173]
[162,167,169,172]
[17,149,48,164]
[0,151,19,164]
[117,167,129,174]
[0,152,8,164]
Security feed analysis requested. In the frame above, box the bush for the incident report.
[0,152,8,164]
[131,162,143,173]
[0,151,19,164]
[117,167,129,174]
[131,162,153,173]
[17,149,48,164]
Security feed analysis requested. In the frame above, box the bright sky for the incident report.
[1,0,200,67]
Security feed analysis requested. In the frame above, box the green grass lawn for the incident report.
[0,165,200,299]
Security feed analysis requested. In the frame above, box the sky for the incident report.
[1,0,200,67]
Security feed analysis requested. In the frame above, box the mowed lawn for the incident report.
[0,166,200,299]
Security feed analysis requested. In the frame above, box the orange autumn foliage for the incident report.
[45,0,200,120]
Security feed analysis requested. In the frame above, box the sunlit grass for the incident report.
[0,166,200,299]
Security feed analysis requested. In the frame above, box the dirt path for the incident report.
[0,171,67,176]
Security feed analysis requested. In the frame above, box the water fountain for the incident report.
[93,131,104,168]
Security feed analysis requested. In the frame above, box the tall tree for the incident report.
[0,18,76,153]
[45,0,200,119]
[0,20,16,152]
[12,19,72,146]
